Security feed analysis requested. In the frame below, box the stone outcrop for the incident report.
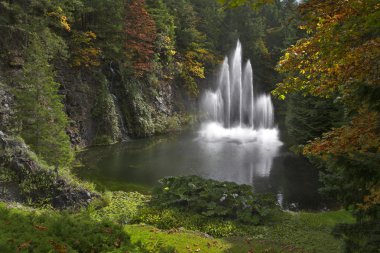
[0,131,95,209]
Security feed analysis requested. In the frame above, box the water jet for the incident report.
[200,41,276,142]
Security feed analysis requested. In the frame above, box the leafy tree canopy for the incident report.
[273,0,380,251]
[218,0,274,9]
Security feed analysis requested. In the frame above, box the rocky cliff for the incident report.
[0,52,193,148]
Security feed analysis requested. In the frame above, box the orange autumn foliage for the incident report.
[358,186,380,211]
[274,0,379,105]
[303,110,380,210]
[125,0,157,77]
[303,111,380,157]
[274,0,380,211]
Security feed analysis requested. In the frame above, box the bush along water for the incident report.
[150,176,278,225]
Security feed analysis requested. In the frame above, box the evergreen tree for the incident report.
[190,0,225,52]
[163,0,219,97]
[15,36,73,167]
[78,0,125,61]
[146,0,177,80]
[285,93,342,146]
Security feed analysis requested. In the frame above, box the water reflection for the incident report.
[76,128,333,210]
[197,122,282,181]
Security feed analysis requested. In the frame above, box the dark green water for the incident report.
[75,129,333,211]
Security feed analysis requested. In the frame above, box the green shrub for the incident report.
[131,206,240,237]
[88,188,242,237]
[91,191,149,224]
[0,203,146,252]
[151,176,278,224]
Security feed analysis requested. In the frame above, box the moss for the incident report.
[0,133,95,208]
[0,202,147,252]
[90,191,149,224]
[85,188,353,252]
[153,114,181,134]
[125,210,353,253]
[152,113,195,136]
[92,134,117,146]
[118,77,193,138]
[125,225,246,253]
[296,209,355,228]
[91,73,122,144]
[0,185,355,253]
[128,208,353,252]
[129,92,156,137]
[133,207,241,237]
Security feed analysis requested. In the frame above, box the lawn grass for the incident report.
[0,193,354,253]
[254,210,355,252]
[296,209,355,228]
[90,191,354,252]
[124,210,354,253]
[125,224,288,253]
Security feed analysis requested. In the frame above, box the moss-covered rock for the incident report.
[117,76,193,138]
[0,131,95,209]
[91,73,122,145]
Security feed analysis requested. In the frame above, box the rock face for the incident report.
[1,45,192,147]
[111,72,194,138]
[0,131,95,209]
[154,83,174,115]
[56,63,125,147]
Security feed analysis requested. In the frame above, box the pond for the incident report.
[75,124,334,211]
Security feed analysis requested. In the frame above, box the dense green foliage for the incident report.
[0,0,301,145]
[15,36,74,167]
[284,93,342,147]
[218,0,274,9]
[152,176,277,224]
[0,133,94,208]
[89,190,353,252]
[273,0,380,251]
[0,202,150,252]
[0,0,75,165]
[1,0,378,252]
[0,198,354,253]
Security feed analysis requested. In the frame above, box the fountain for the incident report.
[197,41,282,178]
[77,41,329,210]
[199,41,277,143]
